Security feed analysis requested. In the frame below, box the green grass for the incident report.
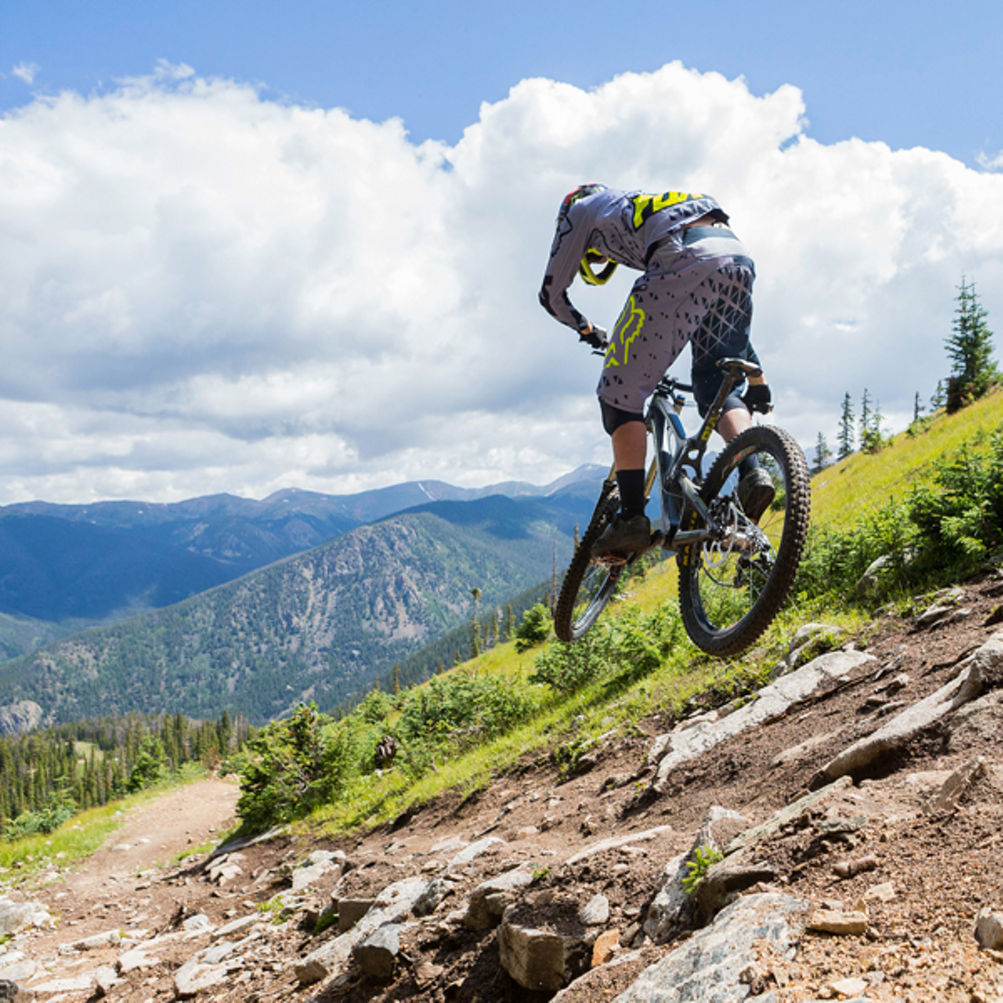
[811,390,1003,530]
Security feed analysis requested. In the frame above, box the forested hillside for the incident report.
[0,468,603,661]
[0,494,591,727]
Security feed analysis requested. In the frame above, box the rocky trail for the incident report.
[6,575,1003,1001]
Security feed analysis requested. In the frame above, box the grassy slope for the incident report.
[310,395,1003,835]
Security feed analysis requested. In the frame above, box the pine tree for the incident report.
[946,276,997,409]
[812,433,833,473]
[837,392,855,459]
[930,380,945,411]
[862,399,885,453]
[913,392,922,423]
[859,389,872,447]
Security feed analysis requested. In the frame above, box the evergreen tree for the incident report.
[913,392,922,423]
[930,379,945,411]
[812,433,833,474]
[946,276,997,409]
[837,392,855,459]
[862,399,885,453]
[859,389,872,446]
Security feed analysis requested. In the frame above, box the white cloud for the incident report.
[11,62,39,84]
[1,62,1002,503]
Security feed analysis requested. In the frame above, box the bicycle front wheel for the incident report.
[553,479,625,642]
[677,425,810,656]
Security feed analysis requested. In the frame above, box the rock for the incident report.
[832,854,879,879]
[446,836,506,872]
[352,923,402,980]
[807,907,869,935]
[616,893,806,1001]
[211,914,260,941]
[92,966,120,997]
[578,894,610,926]
[207,854,244,885]
[464,867,535,931]
[336,898,376,932]
[0,899,51,936]
[813,632,1003,788]
[173,959,229,998]
[652,651,876,792]
[294,877,427,986]
[25,975,94,994]
[975,907,1003,949]
[181,913,214,937]
[828,975,869,997]
[0,963,33,985]
[0,980,33,1003]
[117,949,160,974]
[591,929,620,967]
[565,826,673,866]
[498,898,590,992]
[58,928,122,954]
[644,806,752,943]
[863,882,895,903]
[413,878,452,917]
[291,850,346,892]
[694,857,778,922]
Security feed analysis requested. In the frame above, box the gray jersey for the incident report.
[538,187,728,332]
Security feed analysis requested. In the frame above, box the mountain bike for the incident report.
[553,359,810,656]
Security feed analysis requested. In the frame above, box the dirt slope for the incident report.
[5,575,1003,1001]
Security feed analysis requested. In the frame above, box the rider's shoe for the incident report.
[592,513,651,558]
[736,467,775,523]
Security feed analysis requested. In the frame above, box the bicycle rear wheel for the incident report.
[553,479,626,642]
[677,425,810,656]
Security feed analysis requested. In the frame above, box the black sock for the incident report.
[616,469,646,518]
[738,454,761,479]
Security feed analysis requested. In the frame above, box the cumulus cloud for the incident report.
[1,62,1002,503]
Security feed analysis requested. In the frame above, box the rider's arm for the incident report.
[538,203,593,334]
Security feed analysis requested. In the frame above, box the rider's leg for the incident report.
[592,404,650,556]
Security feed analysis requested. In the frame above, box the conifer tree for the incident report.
[812,433,833,473]
[837,392,855,459]
[930,380,945,411]
[946,276,997,409]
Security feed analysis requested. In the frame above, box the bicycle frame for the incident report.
[602,359,763,555]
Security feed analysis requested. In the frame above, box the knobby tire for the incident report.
[677,425,810,656]
[553,480,625,642]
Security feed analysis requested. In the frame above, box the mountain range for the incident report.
[0,466,605,728]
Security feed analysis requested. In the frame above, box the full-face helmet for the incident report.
[555,184,618,286]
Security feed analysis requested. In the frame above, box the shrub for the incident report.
[514,604,552,652]
[234,703,359,831]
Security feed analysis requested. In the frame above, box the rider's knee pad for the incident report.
[599,399,644,435]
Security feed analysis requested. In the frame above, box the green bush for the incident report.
[514,604,552,652]
[4,790,76,840]
[529,603,684,694]
[234,703,359,832]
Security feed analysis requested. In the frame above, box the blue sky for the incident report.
[1,1,1002,503]
[4,0,1000,164]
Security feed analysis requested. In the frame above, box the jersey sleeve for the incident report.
[538,204,592,332]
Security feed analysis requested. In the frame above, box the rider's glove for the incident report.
[743,383,772,414]
[578,325,608,351]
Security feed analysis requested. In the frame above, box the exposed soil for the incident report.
[6,574,1003,1000]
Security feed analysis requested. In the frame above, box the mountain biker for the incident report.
[539,183,774,557]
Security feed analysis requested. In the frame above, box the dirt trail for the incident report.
[23,776,239,958]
